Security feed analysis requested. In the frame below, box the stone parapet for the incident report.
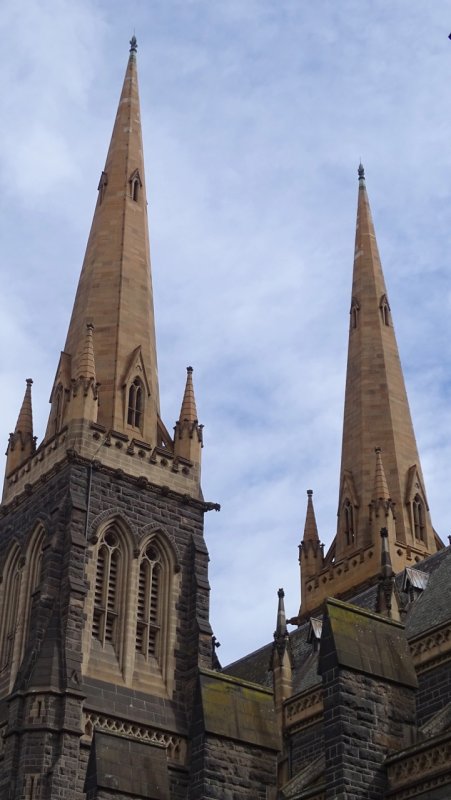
[2,418,204,507]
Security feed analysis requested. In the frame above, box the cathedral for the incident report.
[1,38,451,800]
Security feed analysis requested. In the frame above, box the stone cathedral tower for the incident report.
[0,39,238,800]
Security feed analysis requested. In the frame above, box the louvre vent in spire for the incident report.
[350,297,360,330]
[380,294,391,326]
[129,168,142,202]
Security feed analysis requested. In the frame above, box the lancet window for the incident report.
[129,169,142,202]
[350,297,360,330]
[92,529,123,652]
[380,294,391,326]
[0,545,22,671]
[53,386,64,436]
[136,543,162,660]
[344,499,355,546]
[127,377,144,429]
[413,494,425,542]
[0,526,45,688]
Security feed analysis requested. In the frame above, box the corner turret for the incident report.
[173,367,203,467]
[4,379,36,482]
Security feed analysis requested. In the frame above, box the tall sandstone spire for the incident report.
[300,165,441,616]
[45,35,160,445]
[3,38,202,505]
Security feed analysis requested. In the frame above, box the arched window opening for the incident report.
[380,294,391,327]
[350,297,360,330]
[127,378,144,428]
[0,548,22,672]
[98,170,108,205]
[413,494,425,542]
[54,387,64,436]
[132,178,139,202]
[344,499,355,546]
[92,530,122,650]
[136,543,161,660]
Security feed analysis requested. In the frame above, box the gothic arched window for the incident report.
[92,529,122,652]
[350,297,360,330]
[53,386,64,436]
[129,169,142,203]
[413,494,425,542]
[136,543,162,660]
[127,378,144,429]
[0,544,22,672]
[380,294,391,327]
[344,499,355,546]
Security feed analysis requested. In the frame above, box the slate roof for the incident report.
[223,546,451,689]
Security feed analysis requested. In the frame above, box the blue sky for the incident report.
[1,1,451,664]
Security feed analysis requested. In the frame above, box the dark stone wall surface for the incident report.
[190,733,277,800]
[416,661,451,727]
[0,458,213,799]
[289,720,323,775]
[322,666,416,800]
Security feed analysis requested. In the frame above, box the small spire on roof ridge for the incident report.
[15,378,34,435]
[77,322,96,380]
[358,162,365,182]
[303,488,320,543]
[276,587,286,632]
[178,365,198,423]
[373,446,390,501]
[380,527,393,579]
[129,35,138,54]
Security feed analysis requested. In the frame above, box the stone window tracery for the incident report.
[0,544,22,671]
[127,377,144,429]
[413,494,426,542]
[92,529,122,652]
[380,294,391,326]
[0,526,45,691]
[344,499,355,546]
[136,543,161,660]
[350,297,360,330]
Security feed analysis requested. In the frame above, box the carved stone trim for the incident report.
[284,688,323,730]
[81,711,186,763]
[409,622,451,672]
[387,732,451,797]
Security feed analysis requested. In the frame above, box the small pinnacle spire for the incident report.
[358,162,365,182]
[276,588,287,636]
[373,447,390,500]
[303,489,320,542]
[15,379,34,436]
[380,527,393,579]
[179,366,198,423]
[129,35,137,53]
[77,323,96,380]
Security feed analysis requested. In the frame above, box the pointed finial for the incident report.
[358,162,365,182]
[303,489,320,543]
[77,322,96,380]
[15,378,34,435]
[129,35,138,54]
[373,446,390,501]
[276,588,287,636]
[380,527,393,579]
[178,366,198,423]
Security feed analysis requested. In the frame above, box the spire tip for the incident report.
[358,162,365,181]
[129,35,138,54]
